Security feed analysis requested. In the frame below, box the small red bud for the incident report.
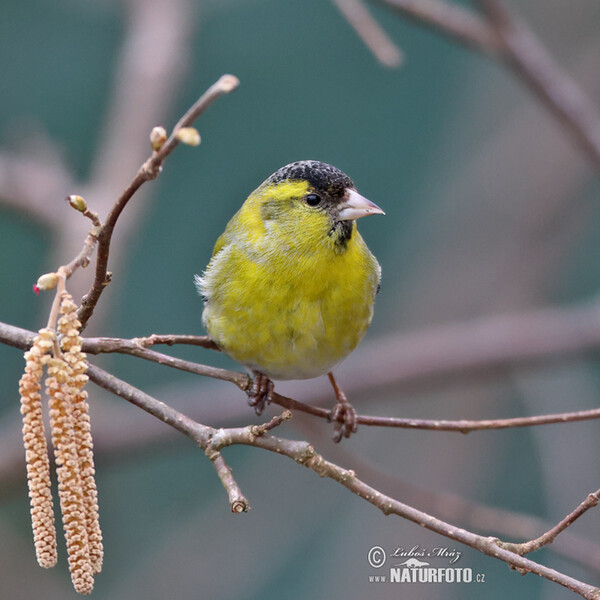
[33,284,40,295]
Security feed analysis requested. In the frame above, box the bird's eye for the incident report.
[305,193,321,207]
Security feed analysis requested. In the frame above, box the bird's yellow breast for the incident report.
[200,182,381,380]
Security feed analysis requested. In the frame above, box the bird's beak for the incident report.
[338,188,385,221]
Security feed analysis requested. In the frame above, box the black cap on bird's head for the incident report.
[267,160,354,198]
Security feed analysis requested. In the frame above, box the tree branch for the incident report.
[374,0,600,171]
[84,297,600,395]
[81,361,600,599]
[77,74,239,330]
[77,328,600,432]
[83,335,245,388]
[84,333,219,351]
[0,150,73,227]
[47,0,196,330]
[4,319,600,434]
[334,299,600,395]
[373,0,501,53]
[205,450,250,514]
[299,417,600,573]
[4,317,600,594]
[5,314,600,433]
[501,489,600,557]
[475,0,600,171]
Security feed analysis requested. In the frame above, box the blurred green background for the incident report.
[1,0,600,598]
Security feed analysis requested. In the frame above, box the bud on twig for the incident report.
[36,273,59,292]
[67,195,88,213]
[176,127,201,146]
[150,126,167,151]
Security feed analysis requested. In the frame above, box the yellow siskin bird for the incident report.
[196,160,383,441]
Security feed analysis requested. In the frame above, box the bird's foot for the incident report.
[328,372,358,442]
[247,371,274,415]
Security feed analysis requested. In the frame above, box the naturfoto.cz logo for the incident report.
[367,545,486,585]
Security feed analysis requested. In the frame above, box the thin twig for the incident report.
[82,337,247,388]
[83,298,600,395]
[80,206,102,228]
[45,274,67,332]
[79,330,600,432]
[56,0,195,326]
[501,489,600,557]
[87,333,220,351]
[350,407,600,432]
[78,330,600,432]
[205,451,250,514]
[204,410,292,512]
[60,226,102,280]
[251,410,293,436]
[267,391,600,433]
[77,74,239,330]
[3,321,600,434]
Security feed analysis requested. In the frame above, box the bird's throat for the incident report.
[329,219,353,250]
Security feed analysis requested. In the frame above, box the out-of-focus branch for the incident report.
[373,0,501,53]
[0,151,73,227]
[475,0,600,171]
[87,0,194,199]
[340,299,600,394]
[331,0,404,67]
[0,0,197,335]
[374,0,600,171]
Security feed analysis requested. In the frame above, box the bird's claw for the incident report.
[330,400,358,443]
[247,372,274,415]
[327,372,358,442]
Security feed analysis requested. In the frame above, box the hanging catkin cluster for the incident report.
[57,296,103,577]
[19,328,57,569]
[19,292,103,595]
